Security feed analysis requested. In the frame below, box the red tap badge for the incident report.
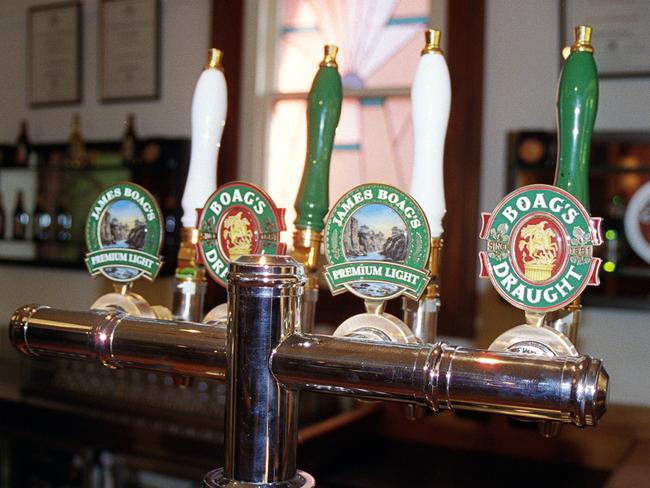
[479,185,602,312]
[198,182,286,287]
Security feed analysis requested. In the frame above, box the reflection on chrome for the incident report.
[9,255,609,488]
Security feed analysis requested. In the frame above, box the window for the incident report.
[238,0,484,336]
[250,0,446,236]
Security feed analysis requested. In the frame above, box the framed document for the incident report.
[99,0,160,102]
[28,2,82,106]
[562,0,650,77]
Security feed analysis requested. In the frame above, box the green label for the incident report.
[85,182,163,282]
[479,184,602,312]
[324,184,431,301]
[198,182,286,287]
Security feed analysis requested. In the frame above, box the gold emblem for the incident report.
[518,221,558,281]
[223,212,253,261]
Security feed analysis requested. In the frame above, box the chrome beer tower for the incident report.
[10,253,608,487]
[8,29,611,488]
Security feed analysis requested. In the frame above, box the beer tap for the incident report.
[173,48,227,322]
[10,254,609,487]
[84,181,169,319]
[543,25,599,344]
[402,29,451,345]
[480,26,602,437]
[7,31,612,488]
[291,45,343,334]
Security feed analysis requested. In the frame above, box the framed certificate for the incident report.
[562,0,650,77]
[28,2,82,106]
[99,0,160,102]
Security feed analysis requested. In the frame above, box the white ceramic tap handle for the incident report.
[181,49,228,228]
[409,30,451,238]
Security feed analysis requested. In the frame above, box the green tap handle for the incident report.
[554,26,598,209]
[294,45,343,232]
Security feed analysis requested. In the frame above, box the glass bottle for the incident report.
[15,120,31,167]
[33,194,52,242]
[121,113,138,165]
[68,114,86,168]
[13,190,29,240]
[0,191,6,239]
[55,203,73,242]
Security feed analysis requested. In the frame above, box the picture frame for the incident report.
[27,1,82,107]
[99,0,161,102]
[561,0,650,78]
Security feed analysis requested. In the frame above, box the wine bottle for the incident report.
[121,113,138,165]
[0,191,6,239]
[33,194,52,242]
[13,190,29,240]
[68,114,86,168]
[15,120,31,167]
[55,203,73,242]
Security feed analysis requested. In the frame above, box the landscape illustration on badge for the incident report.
[479,184,602,312]
[325,183,431,301]
[85,182,163,283]
[198,182,286,287]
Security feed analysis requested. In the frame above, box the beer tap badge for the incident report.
[324,184,431,301]
[85,182,163,283]
[198,182,286,287]
[479,184,603,312]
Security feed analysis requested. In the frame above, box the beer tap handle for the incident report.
[294,45,343,235]
[181,48,227,229]
[174,48,227,322]
[402,29,451,347]
[292,45,343,333]
[410,29,451,240]
[554,26,598,209]
[543,26,599,345]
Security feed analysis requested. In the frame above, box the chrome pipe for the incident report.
[300,287,318,334]
[272,334,608,427]
[172,279,207,322]
[401,296,439,344]
[545,302,582,345]
[203,255,311,488]
[9,304,227,380]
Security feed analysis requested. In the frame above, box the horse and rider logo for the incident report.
[198,182,286,287]
[479,184,602,312]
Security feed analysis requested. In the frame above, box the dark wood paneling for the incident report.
[439,0,485,337]
[210,0,244,185]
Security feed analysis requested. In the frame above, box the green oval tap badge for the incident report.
[85,182,163,283]
[324,183,431,301]
[479,184,603,312]
[198,182,287,287]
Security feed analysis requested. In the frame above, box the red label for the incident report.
[217,205,261,262]
[510,214,567,285]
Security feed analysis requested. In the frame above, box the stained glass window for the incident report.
[267,0,435,235]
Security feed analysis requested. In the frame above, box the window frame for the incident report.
[236,0,484,337]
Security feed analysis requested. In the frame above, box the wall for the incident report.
[479,0,650,406]
[0,0,211,142]
[0,1,211,322]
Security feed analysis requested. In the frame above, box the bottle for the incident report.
[33,194,52,242]
[121,114,138,165]
[15,120,31,167]
[0,191,6,239]
[68,114,86,168]
[55,203,72,242]
[13,190,29,240]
